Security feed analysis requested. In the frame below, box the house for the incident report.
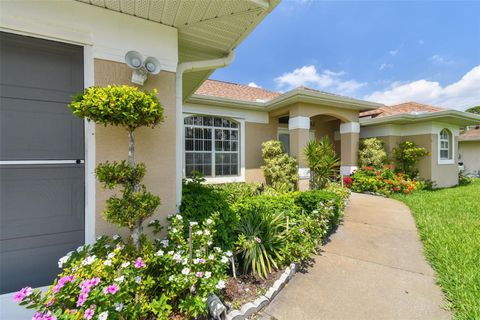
[459,125,480,177]
[359,102,480,187]
[1,0,480,317]
[0,0,279,316]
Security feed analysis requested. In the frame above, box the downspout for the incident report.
[175,51,235,211]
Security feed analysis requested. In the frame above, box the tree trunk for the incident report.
[128,129,142,250]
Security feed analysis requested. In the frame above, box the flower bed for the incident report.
[347,166,421,196]
[15,181,350,319]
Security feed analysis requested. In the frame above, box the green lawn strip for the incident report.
[392,179,480,320]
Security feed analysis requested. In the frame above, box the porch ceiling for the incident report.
[75,0,279,99]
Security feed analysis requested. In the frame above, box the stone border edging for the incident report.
[225,263,297,320]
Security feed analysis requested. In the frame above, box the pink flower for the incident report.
[300,228,305,233]
[76,292,88,307]
[134,257,146,268]
[13,286,32,303]
[254,236,262,244]
[103,284,119,295]
[84,305,96,320]
[32,311,57,320]
[46,295,55,307]
[199,258,206,264]
[196,272,203,278]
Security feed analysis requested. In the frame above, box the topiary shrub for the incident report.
[303,136,340,190]
[261,140,299,192]
[68,85,164,249]
[358,138,387,169]
[392,141,429,179]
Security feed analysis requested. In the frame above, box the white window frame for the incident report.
[438,128,454,165]
[183,114,245,184]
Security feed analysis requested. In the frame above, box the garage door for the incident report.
[0,32,85,294]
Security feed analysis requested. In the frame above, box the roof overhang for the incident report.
[360,110,480,127]
[75,0,279,99]
[188,88,383,114]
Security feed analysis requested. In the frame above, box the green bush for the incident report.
[392,141,429,179]
[261,140,299,192]
[358,138,387,168]
[214,182,262,205]
[294,190,344,232]
[303,137,340,189]
[180,174,238,249]
[350,166,420,196]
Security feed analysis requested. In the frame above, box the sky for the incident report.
[212,0,480,110]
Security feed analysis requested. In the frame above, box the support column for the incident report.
[340,122,360,176]
[289,116,311,190]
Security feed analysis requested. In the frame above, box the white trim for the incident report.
[438,128,455,165]
[288,116,310,130]
[340,165,358,176]
[0,286,49,318]
[360,122,461,139]
[84,45,96,245]
[340,122,360,134]
[298,167,310,179]
[183,102,268,124]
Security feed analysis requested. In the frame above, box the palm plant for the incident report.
[304,136,341,189]
[236,209,286,279]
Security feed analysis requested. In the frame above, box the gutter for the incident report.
[175,51,235,210]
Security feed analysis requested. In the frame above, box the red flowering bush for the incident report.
[348,166,419,196]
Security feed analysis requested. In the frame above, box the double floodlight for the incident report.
[125,51,161,85]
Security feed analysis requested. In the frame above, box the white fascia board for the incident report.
[360,110,480,127]
[183,102,269,124]
[1,0,178,72]
[289,116,310,130]
[187,95,266,111]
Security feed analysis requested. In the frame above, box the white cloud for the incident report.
[389,49,399,55]
[274,65,366,95]
[418,39,425,45]
[247,82,261,88]
[379,63,393,71]
[364,65,480,110]
[430,54,454,65]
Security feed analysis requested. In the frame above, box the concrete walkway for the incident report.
[258,193,450,320]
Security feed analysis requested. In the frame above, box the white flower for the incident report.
[121,261,130,268]
[214,247,221,252]
[176,214,183,220]
[98,311,109,320]
[76,245,84,252]
[208,254,214,260]
[189,221,198,226]
[181,267,190,275]
[114,276,125,283]
[58,255,70,268]
[168,275,175,281]
[114,303,124,312]
[112,234,120,240]
[215,280,225,289]
[103,259,112,266]
[204,230,211,236]
[221,256,229,263]
[156,249,164,256]
[182,258,188,265]
[81,255,96,266]
[207,240,212,246]
[225,251,233,257]
[173,253,182,262]
[206,218,213,225]
[161,239,169,247]
[104,244,110,249]
[193,258,199,264]
[204,271,212,279]
[116,243,124,250]
[196,230,203,236]
[135,276,142,284]
[202,297,207,302]
[171,228,178,233]
[167,251,174,255]
[148,219,158,226]
[107,252,115,259]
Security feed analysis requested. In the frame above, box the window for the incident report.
[184,115,239,177]
[439,129,452,161]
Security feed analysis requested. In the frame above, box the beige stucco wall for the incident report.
[244,121,277,183]
[287,103,359,123]
[94,59,177,237]
[341,133,360,166]
[459,141,480,176]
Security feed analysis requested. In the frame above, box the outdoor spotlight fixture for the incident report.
[125,50,161,85]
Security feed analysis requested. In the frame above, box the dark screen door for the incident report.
[0,32,85,294]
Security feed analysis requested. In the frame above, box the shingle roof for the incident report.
[359,102,445,118]
[460,125,480,141]
[195,79,281,102]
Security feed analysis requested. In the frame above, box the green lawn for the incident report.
[392,179,480,320]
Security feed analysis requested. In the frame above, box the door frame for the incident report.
[0,30,96,294]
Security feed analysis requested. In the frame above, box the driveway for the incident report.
[257,192,451,320]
